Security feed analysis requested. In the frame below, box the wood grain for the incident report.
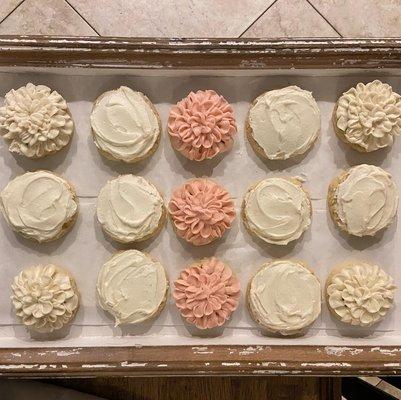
[49,376,341,400]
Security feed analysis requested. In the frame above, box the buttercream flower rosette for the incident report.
[334,80,401,152]
[326,261,396,327]
[168,178,236,246]
[168,90,237,161]
[11,264,79,333]
[173,257,240,330]
[0,83,74,158]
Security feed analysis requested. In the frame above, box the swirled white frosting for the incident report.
[336,80,401,152]
[97,250,168,325]
[249,86,320,159]
[335,164,398,236]
[97,175,163,243]
[11,264,79,333]
[90,86,160,162]
[243,178,311,245]
[249,260,321,335]
[0,83,74,158]
[0,171,78,242]
[327,261,396,326]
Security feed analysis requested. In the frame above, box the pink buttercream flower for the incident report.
[173,257,240,329]
[168,90,237,161]
[169,179,235,246]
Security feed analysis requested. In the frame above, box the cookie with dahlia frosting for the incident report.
[326,261,396,327]
[11,264,79,333]
[173,257,240,330]
[247,260,321,336]
[90,86,161,163]
[0,171,78,242]
[168,90,237,161]
[246,86,320,160]
[333,80,401,152]
[328,164,398,237]
[97,175,165,243]
[168,178,235,246]
[242,177,312,245]
[0,83,74,158]
[97,250,168,326]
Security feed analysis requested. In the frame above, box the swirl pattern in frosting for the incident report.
[97,175,164,243]
[173,257,240,329]
[0,171,78,242]
[333,164,398,236]
[243,178,311,245]
[91,87,160,162]
[169,178,235,246]
[0,83,74,158]
[97,250,168,325]
[335,80,401,152]
[168,90,237,161]
[249,260,321,335]
[11,264,79,333]
[327,261,396,327]
[248,86,320,160]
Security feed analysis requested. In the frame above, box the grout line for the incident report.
[306,0,343,37]
[238,0,279,37]
[0,0,26,25]
[64,0,101,36]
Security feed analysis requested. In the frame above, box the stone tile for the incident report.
[68,0,275,37]
[310,0,401,37]
[0,0,97,35]
[0,0,22,22]
[242,0,339,38]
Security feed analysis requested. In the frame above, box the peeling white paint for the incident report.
[324,346,363,357]
[0,364,38,370]
[157,364,168,368]
[301,362,351,367]
[221,362,241,366]
[81,363,116,369]
[261,362,287,367]
[120,361,147,368]
[238,346,265,356]
[384,363,401,367]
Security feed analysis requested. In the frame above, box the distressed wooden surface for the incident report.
[0,37,400,69]
[0,36,400,378]
[1,345,401,377]
[49,376,341,400]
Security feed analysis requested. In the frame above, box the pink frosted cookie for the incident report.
[173,257,240,329]
[168,178,235,246]
[168,90,237,161]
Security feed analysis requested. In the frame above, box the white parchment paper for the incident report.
[0,69,400,347]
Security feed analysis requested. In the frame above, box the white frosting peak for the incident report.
[0,171,78,242]
[97,250,168,325]
[249,260,321,335]
[336,80,401,152]
[327,261,396,327]
[335,164,398,236]
[244,178,311,245]
[249,86,320,159]
[11,264,79,333]
[0,83,73,158]
[97,175,164,243]
[90,86,160,162]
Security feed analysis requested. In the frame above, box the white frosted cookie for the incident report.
[0,83,74,158]
[248,260,321,336]
[242,177,311,245]
[90,86,161,163]
[97,175,165,243]
[97,250,169,326]
[326,261,396,327]
[11,264,79,333]
[328,164,398,237]
[0,171,78,242]
[247,86,320,160]
[334,80,401,152]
